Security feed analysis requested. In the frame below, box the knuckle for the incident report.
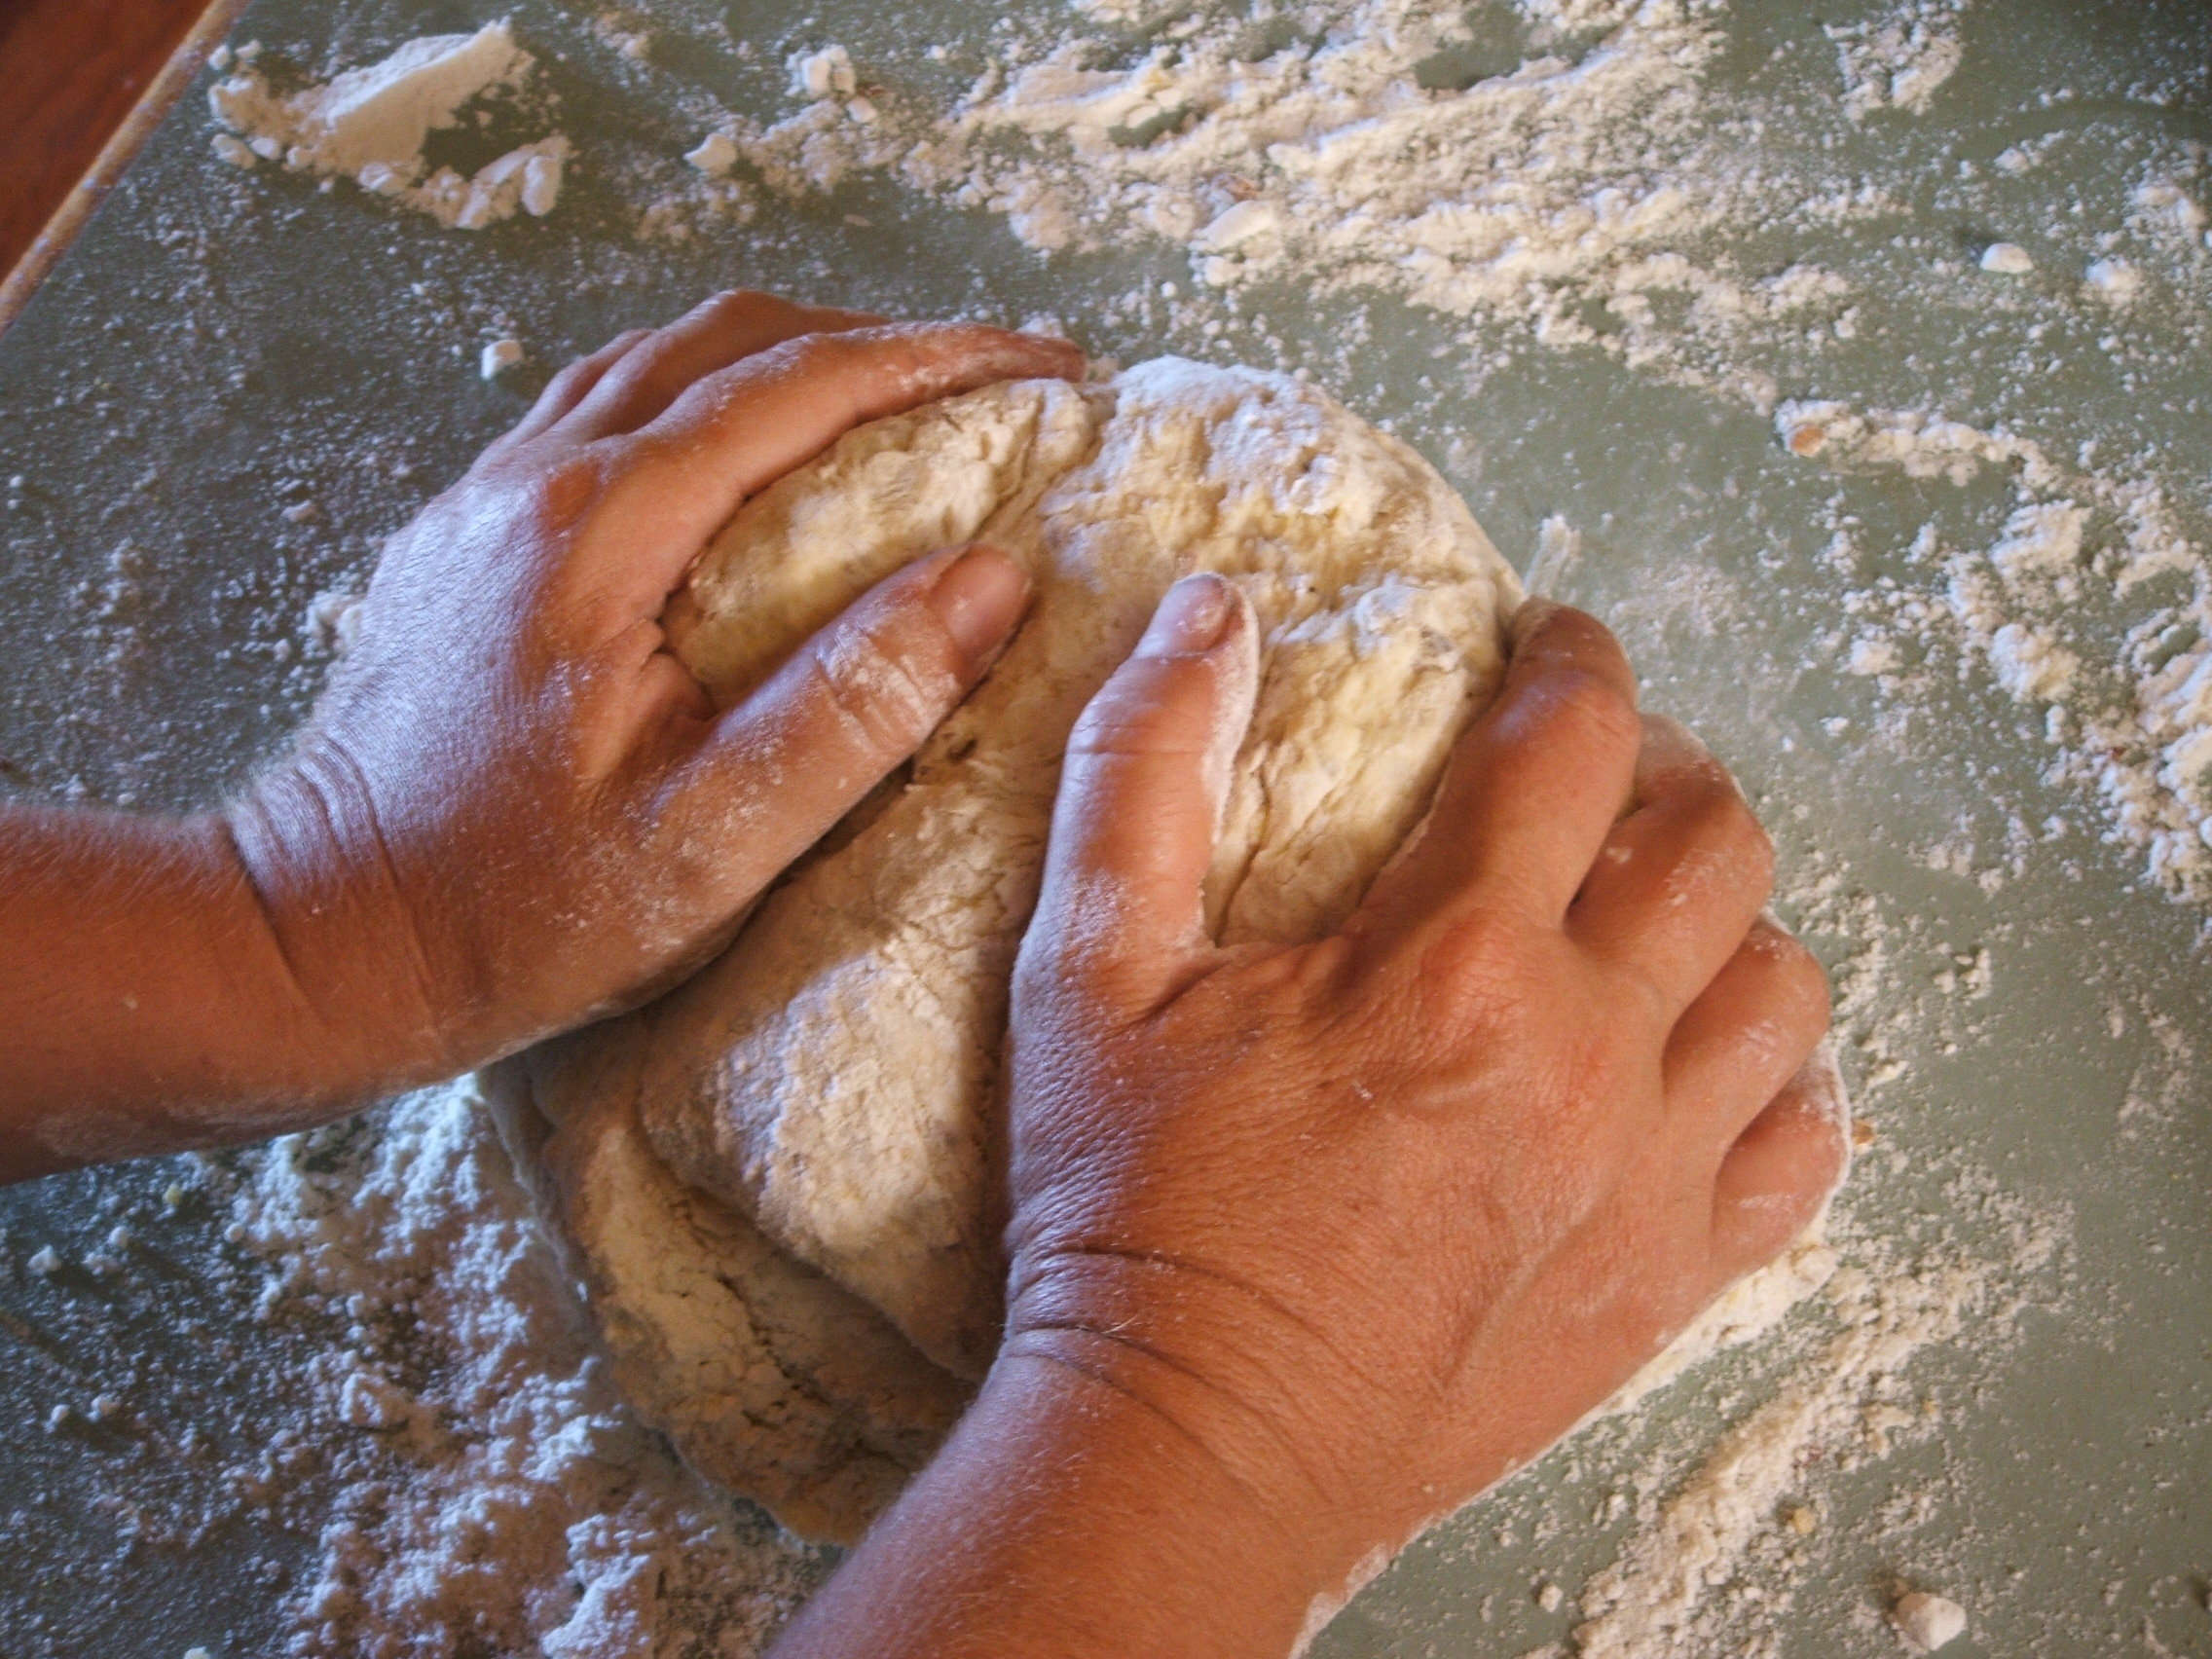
[1803,1113,1850,1190]
[782,329,855,370]
[1012,882,1147,1013]
[589,328,650,367]
[515,452,606,529]
[1752,1139,1838,1237]
[591,350,658,405]
[1067,659,1208,756]
[1540,668,1642,756]
[1765,937,1833,1033]
[811,616,954,757]
[1010,940,1077,1016]
[701,289,786,332]
[713,286,776,313]
[542,359,592,398]
[685,289,753,331]
[1683,783,1773,878]
[1410,907,1548,1031]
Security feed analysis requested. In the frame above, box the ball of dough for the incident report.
[645,359,1523,1379]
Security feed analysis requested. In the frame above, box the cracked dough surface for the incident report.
[496,358,1524,1539]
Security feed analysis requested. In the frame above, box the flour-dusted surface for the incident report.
[2,2,2209,1657]
[220,1083,830,1657]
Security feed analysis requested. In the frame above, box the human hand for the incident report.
[999,576,1845,1596]
[227,291,1083,1096]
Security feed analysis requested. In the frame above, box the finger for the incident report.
[1571,714,1777,1014]
[591,323,1086,620]
[1019,574,1261,1011]
[655,544,1033,903]
[509,329,654,444]
[472,330,654,469]
[1356,599,1641,935]
[1663,915,1830,1141]
[563,289,890,441]
[1708,1041,1851,1280]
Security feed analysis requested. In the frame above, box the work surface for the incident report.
[2,2,2208,1655]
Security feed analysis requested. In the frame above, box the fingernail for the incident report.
[929,546,1032,662]
[1137,573,1236,658]
[1511,595,1561,645]
[1639,712,1707,764]
[1020,331,1088,365]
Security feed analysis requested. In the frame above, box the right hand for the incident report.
[1000,576,1845,1591]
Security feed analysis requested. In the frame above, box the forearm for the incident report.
[772,1353,1346,1659]
[0,791,440,1183]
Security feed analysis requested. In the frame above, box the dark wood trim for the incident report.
[0,0,253,342]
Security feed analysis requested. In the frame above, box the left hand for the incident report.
[229,291,1085,1091]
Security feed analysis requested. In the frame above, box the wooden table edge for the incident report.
[0,0,256,345]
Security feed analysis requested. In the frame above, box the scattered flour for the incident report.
[913,0,1719,330]
[2083,257,2142,308]
[222,1083,824,1657]
[1563,1247,2018,1657]
[209,21,571,230]
[684,130,740,178]
[1825,1,1972,122]
[1771,395,2212,900]
[671,1,2212,903]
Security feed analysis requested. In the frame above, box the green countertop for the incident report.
[1,2,2206,1655]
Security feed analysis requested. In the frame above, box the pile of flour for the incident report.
[208,21,570,230]
[222,1084,825,1657]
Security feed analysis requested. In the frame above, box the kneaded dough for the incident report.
[485,1025,971,1546]
[644,359,1523,1380]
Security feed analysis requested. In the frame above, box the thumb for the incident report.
[664,543,1031,894]
[1021,572,1261,1012]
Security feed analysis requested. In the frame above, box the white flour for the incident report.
[1825,0,1972,122]
[1556,1209,2059,1659]
[209,22,571,230]
[729,0,1725,346]
[222,1085,824,1658]
[1774,396,2212,902]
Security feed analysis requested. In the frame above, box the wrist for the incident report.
[779,1348,1355,1659]
[998,1246,1395,1588]
[223,743,454,1097]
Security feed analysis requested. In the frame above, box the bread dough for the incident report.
[643,359,1522,1380]
[484,1023,971,1546]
